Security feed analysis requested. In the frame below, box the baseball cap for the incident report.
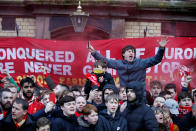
[164,99,179,115]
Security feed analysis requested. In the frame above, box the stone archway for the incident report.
[51,25,110,41]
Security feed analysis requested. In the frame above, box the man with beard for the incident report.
[0,88,13,120]
[20,77,44,114]
[0,98,36,131]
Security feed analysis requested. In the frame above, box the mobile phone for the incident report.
[49,93,55,104]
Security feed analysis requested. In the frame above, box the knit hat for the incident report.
[164,99,179,115]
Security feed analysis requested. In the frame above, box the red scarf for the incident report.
[119,101,123,105]
[178,105,192,118]
[14,114,27,128]
[169,123,174,131]
[75,111,83,117]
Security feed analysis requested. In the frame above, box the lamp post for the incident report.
[70,0,89,32]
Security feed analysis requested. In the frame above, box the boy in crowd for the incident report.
[97,84,118,112]
[118,86,127,105]
[88,37,168,101]
[152,96,166,108]
[36,117,51,131]
[165,83,177,100]
[51,96,77,131]
[84,60,115,96]
[146,80,163,105]
[178,102,196,131]
[98,94,127,131]
[178,91,193,118]
[77,104,99,131]
[87,85,102,105]
[75,96,87,117]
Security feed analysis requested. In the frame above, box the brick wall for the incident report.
[125,22,161,38]
[0,17,36,37]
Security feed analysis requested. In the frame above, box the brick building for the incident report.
[0,0,196,40]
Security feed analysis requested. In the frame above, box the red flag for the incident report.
[86,73,100,87]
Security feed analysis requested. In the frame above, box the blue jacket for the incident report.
[92,47,165,88]
[51,112,78,131]
[98,109,127,131]
[122,81,159,131]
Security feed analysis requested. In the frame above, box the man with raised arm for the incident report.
[88,37,168,100]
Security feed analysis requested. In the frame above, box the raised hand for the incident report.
[157,37,169,47]
[87,40,95,53]
[2,69,11,78]
[40,66,46,74]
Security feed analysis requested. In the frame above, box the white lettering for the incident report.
[26,48,35,59]
[55,51,64,62]
[136,48,145,58]
[17,48,26,59]
[45,50,54,62]
[63,65,72,75]
[0,49,6,60]
[36,49,45,61]
[65,51,74,63]
[7,48,16,60]
[83,65,92,75]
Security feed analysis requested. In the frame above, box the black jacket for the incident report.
[0,113,36,131]
[51,112,78,131]
[178,111,196,131]
[98,109,127,131]
[122,81,159,131]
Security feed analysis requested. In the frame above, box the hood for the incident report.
[102,84,118,102]
[126,81,144,106]
[77,115,91,128]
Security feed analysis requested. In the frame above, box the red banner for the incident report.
[0,37,195,91]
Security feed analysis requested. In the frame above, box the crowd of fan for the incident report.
[0,39,196,131]
[0,60,195,131]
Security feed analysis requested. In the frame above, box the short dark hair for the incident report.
[14,98,29,110]
[165,83,176,92]
[20,77,35,88]
[121,45,135,59]
[36,117,51,129]
[82,104,98,116]
[59,96,75,106]
[178,91,192,102]
[93,60,107,69]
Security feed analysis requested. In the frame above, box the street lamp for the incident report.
[70,0,89,32]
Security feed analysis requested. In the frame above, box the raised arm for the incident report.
[87,41,121,69]
[142,37,169,68]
